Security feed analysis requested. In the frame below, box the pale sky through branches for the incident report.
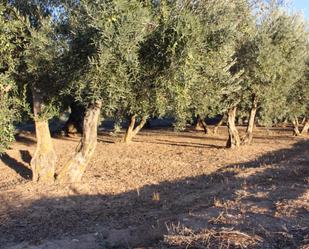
[291,0,309,19]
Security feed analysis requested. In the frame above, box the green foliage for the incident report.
[1,0,309,153]
[136,0,204,129]
[191,0,251,115]
[2,0,68,123]
[20,13,65,120]
[0,0,66,151]
[0,3,24,152]
[233,2,308,126]
[158,0,252,129]
[0,93,18,152]
[63,0,309,130]
[65,0,151,119]
[280,58,309,122]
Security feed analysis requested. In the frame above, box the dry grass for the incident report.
[164,223,262,249]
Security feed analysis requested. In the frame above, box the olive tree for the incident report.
[280,58,309,136]
[139,0,204,132]
[183,0,253,148]
[57,0,151,182]
[6,0,67,182]
[235,3,308,144]
[120,0,202,142]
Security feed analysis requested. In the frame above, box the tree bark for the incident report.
[195,115,211,134]
[57,101,102,183]
[226,106,241,149]
[292,117,301,136]
[123,115,148,143]
[301,117,306,125]
[31,90,57,182]
[64,100,85,137]
[213,116,224,134]
[301,118,309,135]
[242,94,257,145]
[123,115,136,143]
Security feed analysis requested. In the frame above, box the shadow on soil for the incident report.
[0,152,32,180]
[0,140,308,248]
[139,138,225,149]
[14,135,36,146]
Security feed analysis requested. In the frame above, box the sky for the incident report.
[291,0,309,19]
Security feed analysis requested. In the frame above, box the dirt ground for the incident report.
[0,125,308,249]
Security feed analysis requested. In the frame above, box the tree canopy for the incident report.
[1,0,308,182]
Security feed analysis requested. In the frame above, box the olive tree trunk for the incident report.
[123,115,148,143]
[226,106,241,149]
[31,90,57,182]
[195,115,211,134]
[242,95,257,145]
[292,117,301,136]
[301,117,306,125]
[301,118,309,135]
[57,101,102,183]
[213,116,224,134]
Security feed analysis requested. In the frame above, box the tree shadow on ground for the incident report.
[253,134,299,142]
[0,153,32,180]
[136,138,225,149]
[224,138,308,169]
[14,134,36,146]
[20,150,32,164]
[98,130,227,147]
[0,140,308,248]
[175,133,228,141]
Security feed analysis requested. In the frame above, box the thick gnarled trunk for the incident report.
[301,118,309,135]
[242,95,257,145]
[31,121,57,182]
[57,101,102,183]
[292,117,301,136]
[123,115,148,143]
[226,106,240,149]
[31,91,56,182]
[195,115,211,134]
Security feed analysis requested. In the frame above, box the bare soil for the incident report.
[0,126,308,248]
